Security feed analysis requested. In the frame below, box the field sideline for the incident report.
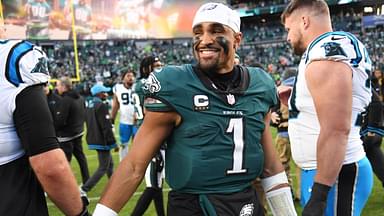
[48,129,384,215]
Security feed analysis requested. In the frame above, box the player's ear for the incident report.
[301,15,310,30]
[233,32,242,50]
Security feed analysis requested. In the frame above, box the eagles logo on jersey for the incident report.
[201,3,218,12]
[321,42,347,57]
[144,73,161,93]
[239,203,254,216]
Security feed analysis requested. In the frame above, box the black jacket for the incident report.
[361,90,384,137]
[85,97,116,150]
[46,89,62,118]
[54,89,85,138]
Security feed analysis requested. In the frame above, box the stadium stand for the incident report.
[32,0,383,92]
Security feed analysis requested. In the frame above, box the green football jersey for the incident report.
[132,78,146,127]
[144,64,277,194]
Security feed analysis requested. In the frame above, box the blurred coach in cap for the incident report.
[93,2,296,216]
[80,84,117,195]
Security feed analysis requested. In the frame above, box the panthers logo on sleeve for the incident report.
[321,42,347,57]
[31,56,49,75]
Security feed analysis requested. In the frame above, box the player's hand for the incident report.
[271,112,280,124]
[277,85,292,106]
[302,182,331,216]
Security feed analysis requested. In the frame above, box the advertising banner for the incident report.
[2,0,212,40]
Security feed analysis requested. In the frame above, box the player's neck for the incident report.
[306,26,333,49]
[123,83,132,89]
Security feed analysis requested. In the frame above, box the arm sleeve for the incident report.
[13,85,59,156]
[95,103,116,145]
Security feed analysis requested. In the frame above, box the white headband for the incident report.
[192,3,241,33]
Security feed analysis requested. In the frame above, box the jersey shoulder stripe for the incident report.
[5,41,34,87]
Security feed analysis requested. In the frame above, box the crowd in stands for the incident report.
[363,26,384,73]
[40,7,383,92]
[43,39,193,91]
[241,8,362,44]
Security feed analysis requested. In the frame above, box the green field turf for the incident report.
[48,129,384,216]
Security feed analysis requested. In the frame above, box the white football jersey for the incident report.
[0,40,50,165]
[288,32,372,169]
[113,83,135,124]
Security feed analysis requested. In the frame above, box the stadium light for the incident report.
[364,7,373,13]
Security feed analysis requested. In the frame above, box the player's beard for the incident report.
[292,43,306,56]
[197,55,221,74]
[291,33,306,56]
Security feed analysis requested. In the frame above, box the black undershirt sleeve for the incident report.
[13,85,60,156]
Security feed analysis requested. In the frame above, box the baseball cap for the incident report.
[192,2,240,33]
[90,84,111,96]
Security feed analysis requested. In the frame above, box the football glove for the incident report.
[302,182,331,216]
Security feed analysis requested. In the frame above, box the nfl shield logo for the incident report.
[227,94,235,105]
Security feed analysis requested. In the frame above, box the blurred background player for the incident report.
[81,84,117,194]
[24,0,51,40]
[371,69,383,101]
[111,68,136,161]
[360,89,384,189]
[131,56,165,216]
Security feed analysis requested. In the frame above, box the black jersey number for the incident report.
[121,92,131,105]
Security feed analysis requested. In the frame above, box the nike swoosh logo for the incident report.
[331,36,345,40]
